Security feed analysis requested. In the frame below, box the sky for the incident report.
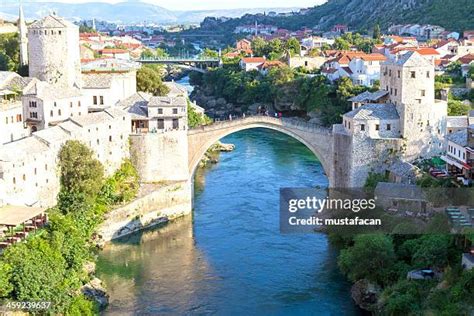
[8,0,326,11]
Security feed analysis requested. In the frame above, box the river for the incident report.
[96,127,360,315]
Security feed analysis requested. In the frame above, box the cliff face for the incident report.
[301,0,473,31]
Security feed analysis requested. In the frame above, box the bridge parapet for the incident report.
[188,116,331,136]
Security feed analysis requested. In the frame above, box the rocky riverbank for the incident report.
[199,141,235,168]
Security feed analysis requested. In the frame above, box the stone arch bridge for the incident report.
[187,116,335,186]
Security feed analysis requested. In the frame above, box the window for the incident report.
[386,124,391,131]
[58,109,62,116]
[172,108,178,115]
[109,136,112,142]
[157,119,164,129]
[54,102,57,107]
[59,31,61,35]
[78,101,81,107]
[158,108,163,114]
[93,96,98,105]
[70,102,73,108]
[50,110,53,117]
[390,88,393,95]
[16,114,22,122]
[389,69,392,76]
[421,90,426,97]
[100,96,104,105]
[172,118,179,129]
[426,71,430,78]
[375,124,380,131]
[397,70,401,78]
[410,71,416,78]
[394,89,397,96]
[360,124,365,131]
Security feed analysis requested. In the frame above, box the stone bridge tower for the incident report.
[27,13,81,88]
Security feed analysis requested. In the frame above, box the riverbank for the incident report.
[96,181,192,243]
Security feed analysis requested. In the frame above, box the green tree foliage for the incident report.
[448,99,471,116]
[373,24,381,41]
[0,262,13,298]
[58,140,104,205]
[0,144,140,313]
[338,234,396,285]
[200,48,219,58]
[285,37,301,56]
[136,65,170,96]
[99,160,139,205]
[0,33,28,75]
[399,235,452,269]
[250,37,300,60]
[188,102,212,128]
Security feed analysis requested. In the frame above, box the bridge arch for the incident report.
[187,116,334,186]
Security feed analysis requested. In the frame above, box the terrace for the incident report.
[0,205,47,252]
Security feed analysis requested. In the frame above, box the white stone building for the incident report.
[0,72,31,144]
[22,79,87,132]
[0,108,131,207]
[240,57,266,71]
[334,51,448,187]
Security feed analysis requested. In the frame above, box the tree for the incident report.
[140,48,155,59]
[448,99,470,116]
[58,140,104,206]
[338,234,396,285]
[155,47,168,58]
[251,37,267,56]
[200,48,218,58]
[136,65,170,96]
[0,262,13,298]
[334,37,351,50]
[373,24,381,41]
[285,37,301,57]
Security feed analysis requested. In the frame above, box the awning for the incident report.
[441,155,470,170]
[0,205,46,227]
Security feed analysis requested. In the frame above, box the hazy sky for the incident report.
[13,0,326,11]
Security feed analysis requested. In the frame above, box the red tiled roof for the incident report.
[242,57,265,63]
[416,47,440,55]
[458,54,474,64]
[360,53,387,61]
[258,60,284,70]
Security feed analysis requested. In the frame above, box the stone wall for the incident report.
[97,181,192,241]
[130,130,189,182]
[333,124,403,188]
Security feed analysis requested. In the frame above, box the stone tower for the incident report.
[18,5,28,66]
[380,51,446,160]
[27,13,81,88]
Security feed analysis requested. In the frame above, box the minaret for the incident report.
[92,18,96,31]
[254,20,258,37]
[18,4,28,66]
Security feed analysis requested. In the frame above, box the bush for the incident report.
[338,234,396,285]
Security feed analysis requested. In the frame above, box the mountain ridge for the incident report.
[0,2,300,24]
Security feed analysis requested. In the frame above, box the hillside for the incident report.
[0,2,298,24]
[200,0,474,33]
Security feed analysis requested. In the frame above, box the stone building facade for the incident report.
[27,14,82,88]
[333,51,448,187]
[0,108,130,207]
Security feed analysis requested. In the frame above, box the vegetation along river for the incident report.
[96,127,361,315]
